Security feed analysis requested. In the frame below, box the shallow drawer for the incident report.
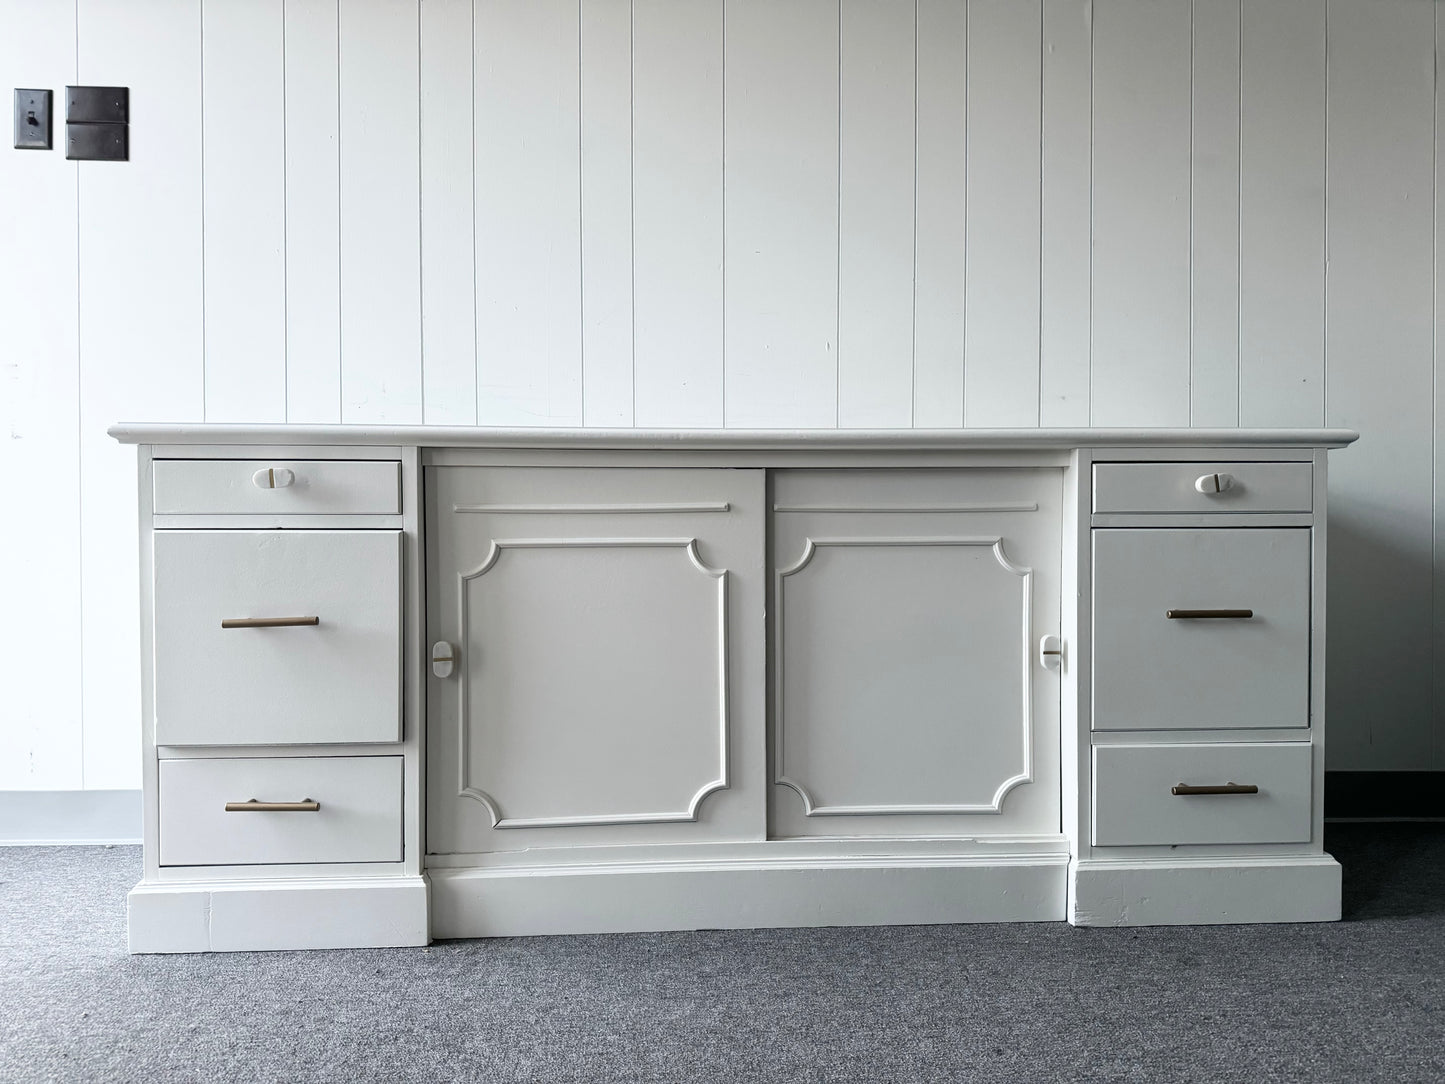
[1093,462,1312,514]
[154,530,402,746]
[154,459,400,516]
[159,756,402,866]
[1092,528,1310,731]
[1093,742,1312,846]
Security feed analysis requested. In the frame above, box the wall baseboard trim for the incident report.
[0,789,142,845]
[1325,771,1445,820]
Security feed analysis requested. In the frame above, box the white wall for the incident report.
[1,0,1439,793]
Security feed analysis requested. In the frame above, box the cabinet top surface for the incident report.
[109,424,1359,451]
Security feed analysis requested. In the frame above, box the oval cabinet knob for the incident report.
[1038,634,1062,672]
[252,467,296,490]
[1194,472,1235,495]
[432,641,457,679]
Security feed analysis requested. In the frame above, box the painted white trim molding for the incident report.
[0,790,142,845]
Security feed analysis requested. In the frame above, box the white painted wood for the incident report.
[770,469,1061,839]
[723,0,838,428]
[911,0,966,428]
[1092,528,1311,731]
[153,530,402,746]
[431,855,1067,937]
[1092,461,1312,514]
[420,0,478,426]
[0,0,81,790]
[158,756,402,865]
[1070,855,1340,926]
[79,0,206,790]
[202,0,287,423]
[339,0,422,424]
[836,0,914,428]
[283,0,342,424]
[474,0,583,426]
[579,0,633,427]
[1438,6,1445,775]
[1038,0,1091,428]
[1239,0,1325,428]
[153,459,401,515]
[1089,0,1191,427]
[633,0,724,427]
[963,0,1041,428]
[128,876,429,953]
[1324,0,1436,770]
[1189,0,1241,427]
[1092,743,1312,847]
[427,465,766,852]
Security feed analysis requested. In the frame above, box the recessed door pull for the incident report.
[1165,609,1254,619]
[1038,634,1063,671]
[224,798,321,812]
[1194,472,1236,494]
[1170,783,1259,796]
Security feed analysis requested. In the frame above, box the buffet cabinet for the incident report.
[111,426,1354,953]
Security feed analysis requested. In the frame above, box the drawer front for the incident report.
[1092,528,1309,731]
[154,459,401,516]
[154,530,402,746]
[1093,743,1312,846]
[1093,462,1312,514]
[159,756,403,866]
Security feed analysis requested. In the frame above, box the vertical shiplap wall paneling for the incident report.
[633,0,725,426]
[1325,0,1436,769]
[475,0,583,425]
[579,0,634,426]
[0,0,80,789]
[285,0,343,423]
[420,0,478,425]
[202,0,287,422]
[78,0,205,789]
[1038,0,1091,427]
[963,0,1042,427]
[339,0,423,423]
[1188,0,1241,427]
[1089,0,1191,427]
[836,0,915,428]
[912,0,966,428]
[1239,0,1325,427]
[723,0,839,428]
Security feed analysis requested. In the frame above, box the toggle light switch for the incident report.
[13,89,52,150]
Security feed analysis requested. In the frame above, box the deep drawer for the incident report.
[154,459,401,516]
[1092,528,1310,731]
[153,530,402,746]
[1093,462,1312,514]
[159,756,403,866]
[1092,742,1312,846]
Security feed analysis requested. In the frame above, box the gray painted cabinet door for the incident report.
[769,469,1063,840]
[426,467,767,855]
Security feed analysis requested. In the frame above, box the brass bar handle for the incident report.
[224,798,321,812]
[1165,609,1254,620]
[1171,783,1259,796]
[220,616,320,629]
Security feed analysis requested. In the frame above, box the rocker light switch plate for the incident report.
[13,89,52,150]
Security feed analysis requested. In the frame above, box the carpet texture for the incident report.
[1,825,1442,1082]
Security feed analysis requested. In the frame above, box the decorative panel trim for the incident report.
[771,502,1040,514]
[454,502,731,515]
[457,537,729,828]
[775,535,1034,816]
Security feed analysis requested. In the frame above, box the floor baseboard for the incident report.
[0,790,142,845]
[1324,771,1445,820]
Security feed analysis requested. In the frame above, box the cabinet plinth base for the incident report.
[430,855,1069,938]
[127,875,430,953]
[1068,855,1342,927]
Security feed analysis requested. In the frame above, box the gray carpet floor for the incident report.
[1,825,1442,1083]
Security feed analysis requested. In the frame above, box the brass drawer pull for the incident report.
[224,798,321,812]
[1171,782,1259,796]
[1165,609,1254,619]
[220,616,321,629]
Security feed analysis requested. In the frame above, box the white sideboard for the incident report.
[109,425,1356,953]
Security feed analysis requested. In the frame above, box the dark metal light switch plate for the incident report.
[66,85,128,124]
[66,122,127,162]
[13,89,52,150]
